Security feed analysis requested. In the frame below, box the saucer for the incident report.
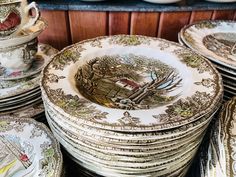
[0,43,58,80]
[0,100,44,118]
[0,117,63,177]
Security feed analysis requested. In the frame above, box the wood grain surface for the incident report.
[130,12,160,37]
[158,11,191,41]
[38,10,236,49]
[212,10,235,20]
[39,10,70,50]
[69,11,107,43]
[190,11,213,23]
[109,12,130,35]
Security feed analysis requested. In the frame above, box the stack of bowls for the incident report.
[199,96,236,177]
[179,20,236,101]
[0,0,58,121]
[41,35,223,177]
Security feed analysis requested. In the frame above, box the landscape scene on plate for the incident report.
[0,135,33,176]
[203,32,236,61]
[75,54,182,110]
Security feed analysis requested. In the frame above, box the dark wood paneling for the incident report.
[158,11,191,42]
[130,12,159,37]
[39,10,70,50]
[190,11,213,23]
[69,11,107,43]
[109,12,130,35]
[39,10,236,49]
[212,10,235,20]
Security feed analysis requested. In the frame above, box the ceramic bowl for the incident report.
[41,35,223,132]
[0,37,38,73]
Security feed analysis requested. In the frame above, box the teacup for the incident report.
[0,38,38,73]
[0,0,40,38]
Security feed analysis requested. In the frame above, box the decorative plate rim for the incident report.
[180,20,236,70]
[41,35,223,132]
[0,116,63,177]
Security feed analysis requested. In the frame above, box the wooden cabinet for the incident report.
[39,10,236,50]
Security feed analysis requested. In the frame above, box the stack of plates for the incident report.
[0,117,63,177]
[0,44,58,121]
[199,96,236,177]
[41,35,223,177]
[179,20,236,100]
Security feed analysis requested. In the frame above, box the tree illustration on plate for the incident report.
[75,54,182,110]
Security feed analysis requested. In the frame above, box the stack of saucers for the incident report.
[0,0,58,120]
[41,35,223,177]
[199,96,236,177]
[0,117,63,177]
[0,44,58,121]
[179,20,236,101]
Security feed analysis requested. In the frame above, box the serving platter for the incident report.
[41,35,222,132]
[0,117,63,177]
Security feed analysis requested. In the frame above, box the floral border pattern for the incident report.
[41,35,223,131]
[0,117,62,177]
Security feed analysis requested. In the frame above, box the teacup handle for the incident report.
[23,2,40,29]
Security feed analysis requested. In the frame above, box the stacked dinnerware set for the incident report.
[0,1,233,176]
[179,20,236,101]
[199,96,236,177]
[0,1,63,176]
[41,35,223,177]
[0,0,58,121]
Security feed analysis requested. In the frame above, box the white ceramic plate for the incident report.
[200,97,236,177]
[41,35,223,132]
[0,101,44,119]
[181,20,236,70]
[0,87,40,103]
[0,117,62,177]
[0,75,40,100]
